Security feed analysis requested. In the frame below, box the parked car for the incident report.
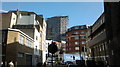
[65,61,78,67]
[47,60,56,65]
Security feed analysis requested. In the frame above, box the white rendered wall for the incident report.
[10,13,17,28]
[42,20,47,63]
[34,28,40,55]
[33,27,40,65]
[42,50,47,63]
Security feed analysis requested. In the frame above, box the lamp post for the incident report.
[83,46,87,67]
[48,42,58,67]
[47,43,49,58]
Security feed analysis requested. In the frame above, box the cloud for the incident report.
[0,10,8,13]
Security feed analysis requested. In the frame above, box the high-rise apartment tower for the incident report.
[46,16,68,42]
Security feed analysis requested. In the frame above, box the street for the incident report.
[46,65,68,67]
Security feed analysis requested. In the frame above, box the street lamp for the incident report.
[83,46,87,66]
[47,43,49,58]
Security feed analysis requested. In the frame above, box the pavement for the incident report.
[46,65,68,67]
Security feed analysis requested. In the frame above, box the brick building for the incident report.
[66,25,88,59]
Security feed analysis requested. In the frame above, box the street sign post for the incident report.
[48,42,58,67]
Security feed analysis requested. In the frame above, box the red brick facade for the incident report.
[66,25,87,54]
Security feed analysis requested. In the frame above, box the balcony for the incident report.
[88,31,106,47]
[13,25,34,29]
[13,25,40,32]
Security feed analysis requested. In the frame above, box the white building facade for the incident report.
[41,20,47,63]
[12,10,42,65]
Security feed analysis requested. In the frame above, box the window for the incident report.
[66,38,69,41]
[81,31,86,34]
[102,45,104,51]
[82,47,86,52]
[68,43,70,46]
[36,36,38,40]
[36,46,38,51]
[19,35,24,45]
[26,39,29,46]
[99,46,101,51]
[66,34,68,36]
[2,31,5,42]
[75,41,79,45]
[74,26,79,29]
[74,32,79,34]
[66,44,68,46]
[75,47,79,50]
[18,53,24,58]
[40,31,42,37]
[13,18,16,20]
[81,26,85,29]
[26,39,32,47]
[81,36,86,39]
[68,28,71,31]
[82,41,86,44]
[75,36,79,40]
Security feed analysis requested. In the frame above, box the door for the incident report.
[26,54,32,67]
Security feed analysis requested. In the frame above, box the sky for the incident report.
[2,2,104,28]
